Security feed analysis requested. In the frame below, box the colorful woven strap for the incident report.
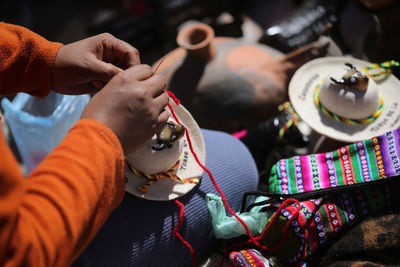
[313,80,384,125]
[229,249,276,267]
[125,158,199,193]
[269,127,400,195]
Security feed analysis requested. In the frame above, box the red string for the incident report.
[165,91,303,265]
[166,90,180,105]
[173,199,196,267]
[168,102,261,241]
[257,199,301,243]
[220,198,301,266]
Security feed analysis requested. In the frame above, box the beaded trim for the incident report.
[125,158,199,193]
[313,81,383,125]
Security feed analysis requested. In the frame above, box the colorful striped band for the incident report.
[361,60,399,82]
[125,158,200,193]
[313,81,384,125]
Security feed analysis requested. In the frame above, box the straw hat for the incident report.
[289,56,400,143]
[124,98,205,201]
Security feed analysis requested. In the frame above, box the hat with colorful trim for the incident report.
[289,56,400,143]
[124,95,205,201]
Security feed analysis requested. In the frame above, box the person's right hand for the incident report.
[81,64,170,155]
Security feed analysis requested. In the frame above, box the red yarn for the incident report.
[173,200,196,267]
[166,90,181,105]
[166,91,301,266]
[168,102,260,241]
[220,198,301,266]
[257,199,301,245]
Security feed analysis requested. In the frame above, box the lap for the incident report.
[72,129,259,267]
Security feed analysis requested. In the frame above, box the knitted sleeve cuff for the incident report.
[0,22,63,97]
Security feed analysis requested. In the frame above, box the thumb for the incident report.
[90,58,123,82]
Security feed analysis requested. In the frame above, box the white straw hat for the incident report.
[124,97,205,201]
[289,56,400,143]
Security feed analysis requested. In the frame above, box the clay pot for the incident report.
[155,22,340,133]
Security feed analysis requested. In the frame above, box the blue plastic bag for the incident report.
[1,91,90,174]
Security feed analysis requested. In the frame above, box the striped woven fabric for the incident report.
[229,249,276,267]
[262,128,400,265]
[269,128,400,195]
[272,183,400,264]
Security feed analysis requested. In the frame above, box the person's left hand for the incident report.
[53,33,140,94]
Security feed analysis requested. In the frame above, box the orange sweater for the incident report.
[0,23,125,267]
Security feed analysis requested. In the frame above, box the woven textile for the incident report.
[229,249,275,267]
[259,128,400,265]
[269,128,400,194]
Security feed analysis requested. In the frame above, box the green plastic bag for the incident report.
[206,193,273,239]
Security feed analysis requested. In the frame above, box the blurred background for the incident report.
[1,0,392,65]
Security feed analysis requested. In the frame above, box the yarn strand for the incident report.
[167,100,261,245]
[173,199,196,266]
[222,198,301,265]
[361,60,399,81]
[165,91,302,265]
[124,159,199,193]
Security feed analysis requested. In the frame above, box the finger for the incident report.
[124,64,153,81]
[143,74,167,97]
[102,36,140,68]
[153,91,170,113]
[89,57,123,82]
[155,110,170,134]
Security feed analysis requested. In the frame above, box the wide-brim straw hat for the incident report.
[289,56,400,143]
[124,97,205,201]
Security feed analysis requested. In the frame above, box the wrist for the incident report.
[51,44,65,93]
[75,118,124,157]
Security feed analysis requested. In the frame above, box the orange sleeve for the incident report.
[0,119,125,267]
[0,22,63,98]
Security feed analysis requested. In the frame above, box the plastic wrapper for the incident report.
[1,91,90,174]
[206,193,273,239]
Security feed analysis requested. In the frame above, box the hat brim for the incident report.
[124,99,206,201]
[289,56,400,143]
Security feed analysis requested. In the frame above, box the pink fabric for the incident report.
[232,129,248,139]
[316,153,330,189]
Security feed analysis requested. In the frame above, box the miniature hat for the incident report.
[124,97,205,201]
[289,56,400,143]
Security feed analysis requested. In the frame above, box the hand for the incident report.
[81,64,170,154]
[53,33,140,95]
